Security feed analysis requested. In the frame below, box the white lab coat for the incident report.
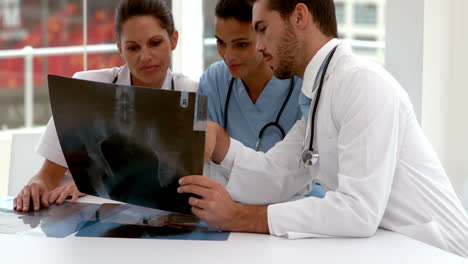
[218,39,468,257]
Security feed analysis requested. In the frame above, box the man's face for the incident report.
[253,0,299,79]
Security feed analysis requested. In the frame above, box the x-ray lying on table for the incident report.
[76,203,230,241]
[48,75,207,215]
[0,197,101,237]
[0,198,228,240]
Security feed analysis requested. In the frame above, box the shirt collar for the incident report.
[116,65,131,85]
[302,38,341,99]
[118,65,173,90]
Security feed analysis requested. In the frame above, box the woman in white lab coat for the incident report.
[14,0,198,212]
[178,0,468,257]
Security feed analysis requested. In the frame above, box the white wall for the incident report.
[421,0,451,169]
[385,0,425,121]
[386,0,468,194]
[0,133,12,197]
[172,0,204,81]
[447,0,468,194]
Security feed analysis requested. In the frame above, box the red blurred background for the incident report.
[0,0,123,128]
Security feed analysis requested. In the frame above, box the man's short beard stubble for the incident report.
[273,22,299,80]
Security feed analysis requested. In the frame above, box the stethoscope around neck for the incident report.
[301,45,338,167]
[112,68,175,90]
[223,77,295,151]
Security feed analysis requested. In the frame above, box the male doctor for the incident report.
[179,0,468,257]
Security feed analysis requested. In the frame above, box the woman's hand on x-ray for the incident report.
[48,182,85,205]
[14,181,50,212]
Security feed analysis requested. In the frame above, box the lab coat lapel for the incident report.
[116,65,131,86]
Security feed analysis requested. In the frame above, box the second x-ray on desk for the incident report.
[48,75,207,215]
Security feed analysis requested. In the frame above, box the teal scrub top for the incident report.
[199,61,303,152]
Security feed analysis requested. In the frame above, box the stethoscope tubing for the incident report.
[223,77,295,151]
[308,46,338,153]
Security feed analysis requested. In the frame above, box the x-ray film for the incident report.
[48,75,207,214]
[0,198,228,240]
[76,203,229,241]
[0,197,101,237]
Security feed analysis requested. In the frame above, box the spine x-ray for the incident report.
[48,75,207,215]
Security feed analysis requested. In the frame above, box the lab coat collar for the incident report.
[116,65,131,86]
[161,68,174,91]
[118,64,173,90]
[302,38,341,99]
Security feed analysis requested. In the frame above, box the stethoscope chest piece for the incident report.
[302,149,319,167]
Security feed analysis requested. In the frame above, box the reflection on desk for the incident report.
[76,202,229,240]
[0,197,100,237]
[0,197,229,241]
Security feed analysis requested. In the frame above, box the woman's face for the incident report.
[118,15,178,88]
[215,18,265,79]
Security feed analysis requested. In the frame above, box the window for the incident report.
[1,0,84,129]
[335,2,346,25]
[201,0,386,69]
[202,0,219,70]
[337,0,385,64]
[353,35,377,54]
[0,0,170,129]
[354,3,378,25]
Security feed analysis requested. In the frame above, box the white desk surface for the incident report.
[1,196,466,264]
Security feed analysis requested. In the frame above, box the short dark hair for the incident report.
[262,0,338,38]
[115,0,175,41]
[215,0,253,22]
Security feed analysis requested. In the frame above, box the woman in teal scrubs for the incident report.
[200,0,302,152]
[200,0,324,198]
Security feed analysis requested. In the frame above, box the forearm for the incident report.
[232,204,269,234]
[28,160,67,191]
[212,124,231,164]
[30,173,61,191]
